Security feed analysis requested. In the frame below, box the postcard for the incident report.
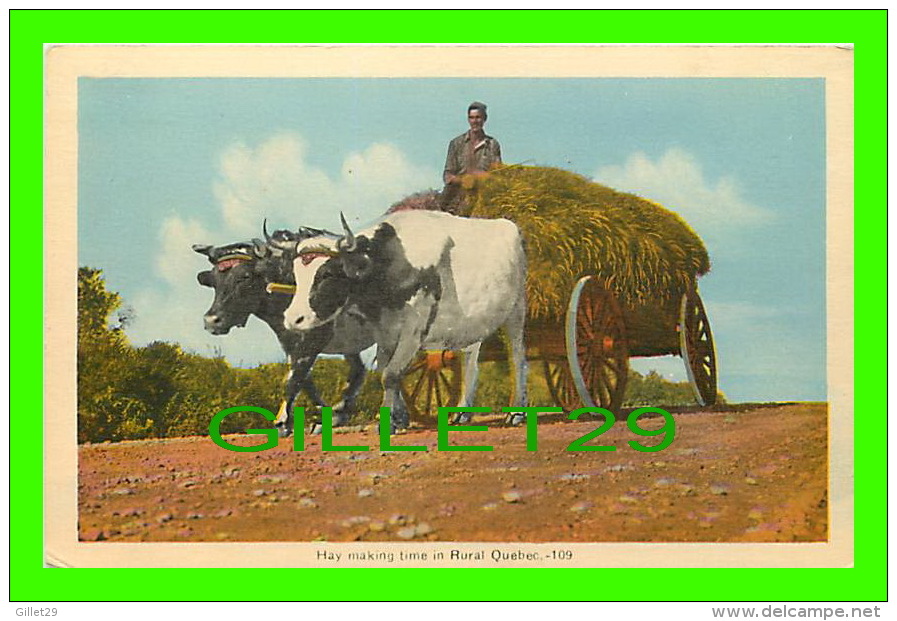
[45,44,853,568]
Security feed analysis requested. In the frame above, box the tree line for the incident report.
[77,267,710,444]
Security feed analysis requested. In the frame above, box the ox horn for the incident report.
[267,237,297,253]
[261,219,298,253]
[192,244,213,257]
[339,212,357,252]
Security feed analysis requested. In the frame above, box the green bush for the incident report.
[77,267,385,442]
[624,369,696,407]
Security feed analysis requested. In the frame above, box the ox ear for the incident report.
[251,238,271,258]
[192,244,213,257]
[197,270,214,288]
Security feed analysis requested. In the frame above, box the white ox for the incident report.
[283,210,529,432]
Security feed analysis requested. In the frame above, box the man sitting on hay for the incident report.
[440,100,503,213]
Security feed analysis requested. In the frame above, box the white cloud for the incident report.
[340,142,431,205]
[213,134,334,236]
[128,133,438,366]
[213,133,437,237]
[594,148,771,241]
[707,300,783,325]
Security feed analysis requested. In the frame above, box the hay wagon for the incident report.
[397,166,718,419]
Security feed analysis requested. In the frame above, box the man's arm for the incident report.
[443,136,461,184]
[490,137,502,167]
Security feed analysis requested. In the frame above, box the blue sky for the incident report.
[78,77,826,402]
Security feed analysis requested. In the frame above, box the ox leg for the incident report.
[275,354,319,437]
[380,363,411,434]
[452,342,482,424]
[331,353,366,427]
[378,336,424,434]
[504,300,529,426]
[299,377,326,411]
[379,294,438,433]
[383,378,410,433]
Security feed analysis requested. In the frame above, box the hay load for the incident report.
[387,190,441,213]
[461,166,711,321]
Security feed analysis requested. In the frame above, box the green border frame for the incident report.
[12,9,886,602]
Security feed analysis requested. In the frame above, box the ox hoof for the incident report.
[505,413,526,426]
[332,400,356,414]
[388,420,409,435]
[310,422,323,436]
[275,423,293,438]
[451,414,472,425]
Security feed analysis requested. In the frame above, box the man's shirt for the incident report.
[443,131,502,183]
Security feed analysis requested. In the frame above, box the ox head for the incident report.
[194,241,273,334]
[284,214,374,332]
[193,222,328,334]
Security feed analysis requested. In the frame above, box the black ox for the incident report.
[193,226,374,436]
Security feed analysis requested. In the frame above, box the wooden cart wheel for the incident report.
[679,289,718,406]
[565,276,629,413]
[542,356,582,412]
[401,350,463,420]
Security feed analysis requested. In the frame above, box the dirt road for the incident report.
[78,403,827,543]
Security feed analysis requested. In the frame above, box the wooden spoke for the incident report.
[401,350,463,421]
[542,356,582,412]
[679,289,718,406]
[564,276,629,414]
[407,361,428,401]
